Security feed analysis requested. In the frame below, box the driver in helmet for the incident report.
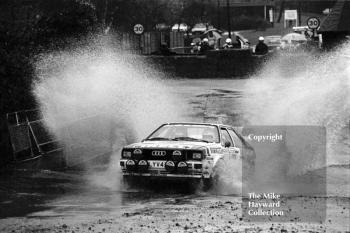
[199,38,212,54]
[223,38,234,49]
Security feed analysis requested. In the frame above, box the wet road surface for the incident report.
[0,79,349,232]
[0,164,349,232]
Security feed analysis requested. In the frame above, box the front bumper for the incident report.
[120,159,212,179]
[122,172,203,179]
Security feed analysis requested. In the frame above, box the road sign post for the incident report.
[307,17,320,37]
[133,24,144,35]
[133,24,144,54]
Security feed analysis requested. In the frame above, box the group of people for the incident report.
[192,36,268,55]
[191,38,213,54]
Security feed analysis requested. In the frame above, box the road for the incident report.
[0,166,349,233]
[0,79,349,233]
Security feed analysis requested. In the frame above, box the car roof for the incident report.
[265,35,282,39]
[163,122,232,128]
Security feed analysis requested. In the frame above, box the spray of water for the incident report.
[212,43,350,195]
[243,43,349,165]
[32,35,349,195]
[237,42,350,195]
[32,37,187,190]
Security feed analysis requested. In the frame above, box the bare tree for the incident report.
[277,0,285,23]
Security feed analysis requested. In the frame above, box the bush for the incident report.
[0,0,98,114]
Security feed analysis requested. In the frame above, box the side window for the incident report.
[228,128,243,149]
[220,128,233,147]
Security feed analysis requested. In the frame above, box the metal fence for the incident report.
[115,31,186,55]
[5,110,116,168]
[6,109,62,163]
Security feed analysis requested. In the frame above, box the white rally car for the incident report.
[120,123,255,188]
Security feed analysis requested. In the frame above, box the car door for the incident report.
[228,128,256,178]
[227,128,242,159]
[220,128,237,159]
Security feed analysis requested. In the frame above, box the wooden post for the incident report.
[217,0,221,28]
[226,0,231,38]
[139,34,142,54]
[298,1,302,26]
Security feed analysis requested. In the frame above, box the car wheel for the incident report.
[202,178,213,191]
[122,176,136,189]
[187,178,212,192]
[212,158,228,189]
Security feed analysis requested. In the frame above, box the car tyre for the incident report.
[212,158,227,190]
[202,178,213,191]
[122,176,136,189]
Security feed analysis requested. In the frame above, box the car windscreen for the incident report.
[147,124,219,143]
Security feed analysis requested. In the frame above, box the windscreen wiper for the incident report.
[146,137,175,141]
[173,137,209,143]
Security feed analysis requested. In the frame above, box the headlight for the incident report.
[133,149,142,154]
[126,160,136,171]
[177,161,188,173]
[192,152,202,160]
[126,160,135,166]
[172,150,181,156]
[138,160,149,172]
[165,161,175,172]
[133,148,143,159]
[172,150,182,161]
[122,151,132,158]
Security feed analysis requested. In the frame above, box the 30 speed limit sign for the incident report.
[133,24,144,34]
[307,17,320,29]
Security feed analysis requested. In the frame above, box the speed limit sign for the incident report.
[133,24,144,34]
[307,17,320,29]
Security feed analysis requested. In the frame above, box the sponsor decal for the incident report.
[210,148,223,154]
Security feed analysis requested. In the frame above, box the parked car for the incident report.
[191,29,250,50]
[264,35,282,51]
[281,33,308,51]
[191,23,214,35]
[171,23,189,32]
[221,31,250,49]
[119,122,255,189]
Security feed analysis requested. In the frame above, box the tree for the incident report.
[0,0,98,114]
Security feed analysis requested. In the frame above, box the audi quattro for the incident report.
[120,122,255,185]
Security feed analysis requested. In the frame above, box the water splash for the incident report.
[32,37,186,188]
[243,42,350,167]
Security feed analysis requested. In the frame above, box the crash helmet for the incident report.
[225,38,232,43]
[259,36,264,41]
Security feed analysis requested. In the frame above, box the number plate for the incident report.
[149,161,165,169]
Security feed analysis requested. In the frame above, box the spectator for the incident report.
[199,38,212,54]
[255,36,269,55]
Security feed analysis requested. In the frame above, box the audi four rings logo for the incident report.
[152,151,166,156]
